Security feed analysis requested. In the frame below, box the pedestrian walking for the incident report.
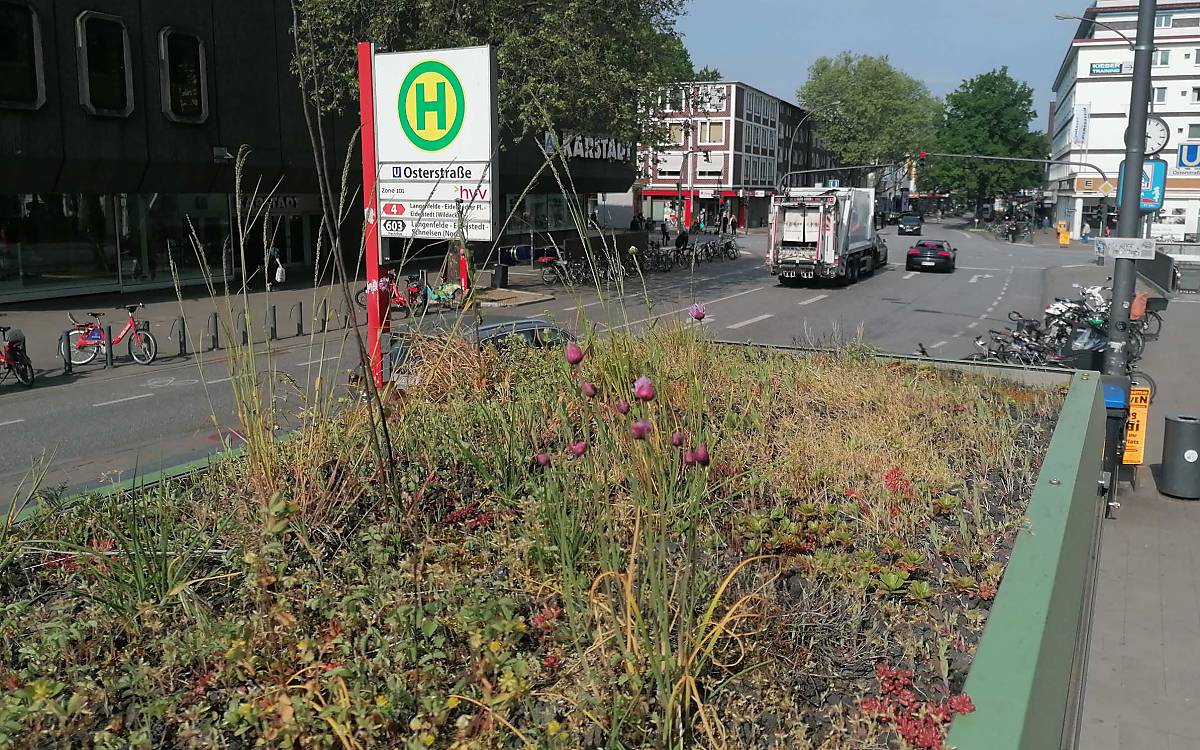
[660,221,670,244]
[267,246,284,291]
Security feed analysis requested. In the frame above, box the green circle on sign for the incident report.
[398,60,465,152]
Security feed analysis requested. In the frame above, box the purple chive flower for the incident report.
[689,302,706,321]
[565,342,584,366]
[616,399,631,415]
[683,450,697,467]
[534,452,551,468]
[694,444,710,466]
[633,376,656,402]
[670,431,685,447]
[582,381,598,399]
[569,441,589,458]
[630,419,652,440]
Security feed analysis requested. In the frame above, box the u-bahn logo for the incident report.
[398,60,464,152]
[1179,143,1200,169]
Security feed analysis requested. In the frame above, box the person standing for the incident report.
[730,215,739,235]
[660,220,670,245]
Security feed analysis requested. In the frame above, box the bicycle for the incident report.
[63,303,158,365]
[0,326,34,387]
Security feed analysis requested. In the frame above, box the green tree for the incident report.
[694,65,722,81]
[918,67,1049,206]
[292,0,689,141]
[798,53,940,169]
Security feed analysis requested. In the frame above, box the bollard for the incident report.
[317,299,328,333]
[267,305,278,341]
[290,301,304,337]
[207,312,219,351]
[104,325,114,369]
[60,331,73,376]
[171,317,188,357]
[235,312,249,345]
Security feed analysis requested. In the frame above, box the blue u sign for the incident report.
[1117,158,1167,213]
[1179,143,1200,169]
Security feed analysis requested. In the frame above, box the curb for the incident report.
[478,294,556,309]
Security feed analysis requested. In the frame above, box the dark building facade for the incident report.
[0,1,639,301]
[0,0,356,302]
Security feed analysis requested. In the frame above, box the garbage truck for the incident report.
[767,187,887,286]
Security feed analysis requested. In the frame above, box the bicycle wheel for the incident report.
[13,354,34,387]
[1143,310,1163,338]
[128,330,158,364]
[1129,370,1157,403]
[65,329,100,365]
[724,240,739,260]
[541,267,560,286]
[355,288,368,307]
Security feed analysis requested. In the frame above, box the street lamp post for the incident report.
[1108,0,1157,378]
[781,102,842,190]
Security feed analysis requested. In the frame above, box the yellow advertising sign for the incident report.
[1123,387,1151,465]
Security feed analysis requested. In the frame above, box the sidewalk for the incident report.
[1066,272,1200,746]
[0,278,552,375]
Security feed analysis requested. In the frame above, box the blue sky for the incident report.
[677,0,1085,130]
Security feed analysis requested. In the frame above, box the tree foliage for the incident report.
[798,53,940,168]
[694,65,722,82]
[292,0,689,141]
[918,67,1048,202]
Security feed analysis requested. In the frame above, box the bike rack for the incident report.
[169,317,188,357]
[60,330,73,376]
[289,301,304,337]
[104,325,114,369]
[266,305,278,341]
[205,312,219,351]
[317,299,328,333]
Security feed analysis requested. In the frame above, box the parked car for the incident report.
[388,318,575,380]
[897,214,922,236]
[905,239,957,272]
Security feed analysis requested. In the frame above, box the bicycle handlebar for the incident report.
[67,312,81,325]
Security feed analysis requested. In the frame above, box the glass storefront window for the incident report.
[504,193,585,233]
[118,193,231,285]
[0,193,120,293]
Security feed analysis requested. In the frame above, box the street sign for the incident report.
[1097,236,1156,260]
[1123,387,1152,465]
[1116,158,1167,213]
[828,179,841,188]
[369,45,497,243]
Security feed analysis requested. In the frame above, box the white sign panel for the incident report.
[1097,237,1157,260]
[1071,104,1090,147]
[370,45,497,242]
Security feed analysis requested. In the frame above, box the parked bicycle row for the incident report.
[354,271,465,317]
[966,279,1161,400]
[539,235,741,287]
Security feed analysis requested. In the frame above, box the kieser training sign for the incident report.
[367,45,497,243]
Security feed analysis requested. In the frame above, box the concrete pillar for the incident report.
[1072,196,1084,240]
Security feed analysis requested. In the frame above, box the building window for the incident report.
[76,11,133,116]
[1155,87,1168,104]
[1153,49,1171,66]
[0,1,45,109]
[699,121,724,144]
[1191,88,1200,103]
[1156,13,1173,28]
[158,28,207,123]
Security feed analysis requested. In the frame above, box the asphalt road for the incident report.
[0,222,1102,500]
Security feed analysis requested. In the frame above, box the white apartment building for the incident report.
[1050,0,1200,240]
[636,81,835,230]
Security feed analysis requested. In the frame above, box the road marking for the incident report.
[986,306,995,312]
[977,314,988,319]
[904,271,918,279]
[967,322,979,329]
[952,332,964,338]
[958,266,1006,271]
[968,274,995,284]
[726,314,774,330]
[929,341,948,349]
[607,286,766,331]
[0,419,25,427]
[797,294,829,306]
[205,376,234,385]
[296,355,340,367]
[93,393,154,408]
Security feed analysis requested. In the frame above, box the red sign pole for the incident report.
[356,42,385,387]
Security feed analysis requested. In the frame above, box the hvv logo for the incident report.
[1178,143,1200,169]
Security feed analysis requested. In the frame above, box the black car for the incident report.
[905,239,956,272]
[897,214,922,236]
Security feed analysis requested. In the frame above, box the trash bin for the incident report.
[1161,415,1200,499]
[491,264,509,289]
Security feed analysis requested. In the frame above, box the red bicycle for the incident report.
[0,326,34,387]
[355,272,428,318]
[63,303,158,365]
